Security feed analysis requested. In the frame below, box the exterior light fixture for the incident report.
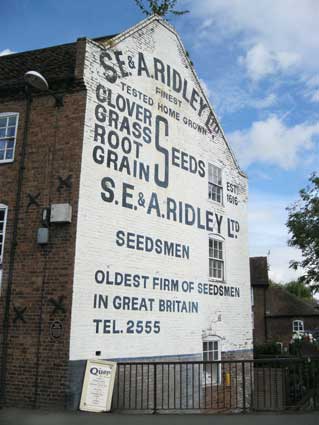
[24,71,49,91]
[24,70,64,107]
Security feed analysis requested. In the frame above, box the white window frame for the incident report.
[293,320,304,334]
[0,112,19,164]
[0,204,8,264]
[202,338,221,385]
[208,163,223,204]
[209,236,224,281]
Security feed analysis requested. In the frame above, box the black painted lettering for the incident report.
[122,183,134,209]
[101,177,115,202]
[100,52,118,83]
[114,51,129,78]
[154,115,169,188]
[116,230,125,247]
[137,52,150,77]
[154,57,165,83]
[94,124,106,144]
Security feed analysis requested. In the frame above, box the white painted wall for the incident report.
[69,17,252,361]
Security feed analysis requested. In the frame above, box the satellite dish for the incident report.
[24,71,49,91]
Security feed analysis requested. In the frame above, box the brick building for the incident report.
[250,257,319,350]
[0,16,252,409]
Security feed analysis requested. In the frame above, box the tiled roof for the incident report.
[0,42,77,91]
[267,285,319,316]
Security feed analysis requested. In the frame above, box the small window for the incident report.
[209,238,224,280]
[0,205,8,263]
[208,164,223,203]
[203,339,221,384]
[293,320,304,333]
[0,113,19,163]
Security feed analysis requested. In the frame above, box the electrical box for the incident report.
[50,203,72,223]
[37,228,49,244]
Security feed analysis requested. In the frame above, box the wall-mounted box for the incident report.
[37,228,49,244]
[50,203,72,223]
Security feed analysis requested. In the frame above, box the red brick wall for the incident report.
[267,316,319,348]
[252,286,267,345]
[0,89,86,408]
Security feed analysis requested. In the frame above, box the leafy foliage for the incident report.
[289,332,319,357]
[287,173,319,292]
[134,0,189,18]
[254,341,282,357]
[285,280,313,300]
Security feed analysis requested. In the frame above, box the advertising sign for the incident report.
[70,18,251,361]
[80,359,117,412]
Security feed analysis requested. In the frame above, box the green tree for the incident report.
[134,0,189,18]
[285,280,313,300]
[287,173,319,292]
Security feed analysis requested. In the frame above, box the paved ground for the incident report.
[0,409,319,425]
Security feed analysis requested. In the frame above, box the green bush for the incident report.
[254,341,282,357]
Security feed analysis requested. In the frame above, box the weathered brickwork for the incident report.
[0,15,253,410]
[0,42,87,407]
[70,16,252,362]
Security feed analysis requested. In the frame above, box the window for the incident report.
[0,205,8,263]
[0,113,19,163]
[293,320,304,333]
[208,164,223,203]
[203,339,221,384]
[209,238,224,280]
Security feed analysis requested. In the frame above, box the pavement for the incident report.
[0,409,319,425]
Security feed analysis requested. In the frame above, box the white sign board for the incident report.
[70,17,252,361]
[80,359,117,412]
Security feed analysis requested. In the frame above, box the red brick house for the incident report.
[250,257,319,351]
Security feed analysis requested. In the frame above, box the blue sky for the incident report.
[2,0,318,283]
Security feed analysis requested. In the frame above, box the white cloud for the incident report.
[248,191,302,283]
[250,93,277,109]
[184,0,319,80]
[306,75,319,88]
[0,48,15,56]
[304,75,319,103]
[239,44,275,81]
[311,91,319,103]
[203,74,277,115]
[239,43,299,81]
[228,115,319,169]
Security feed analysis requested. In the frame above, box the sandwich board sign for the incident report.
[80,359,117,412]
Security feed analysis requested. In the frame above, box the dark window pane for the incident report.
[8,115,17,126]
[0,118,7,127]
[6,127,15,137]
[6,149,13,159]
